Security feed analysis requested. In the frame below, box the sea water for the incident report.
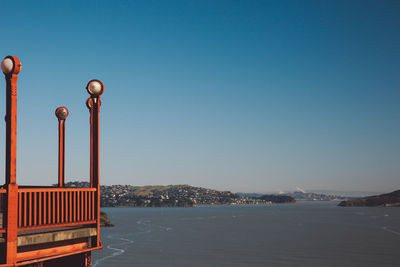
[92,202,400,266]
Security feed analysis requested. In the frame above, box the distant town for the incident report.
[65,182,352,207]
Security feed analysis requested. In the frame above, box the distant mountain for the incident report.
[338,190,400,207]
[286,191,352,201]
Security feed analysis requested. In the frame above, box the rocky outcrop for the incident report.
[100,211,114,227]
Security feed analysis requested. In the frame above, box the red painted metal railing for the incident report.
[18,188,97,231]
[0,188,5,233]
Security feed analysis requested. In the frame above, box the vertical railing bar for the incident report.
[23,192,27,227]
[84,191,87,221]
[69,191,72,222]
[78,190,80,221]
[38,192,42,226]
[82,191,84,221]
[18,192,21,227]
[87,191,89,221]
[78,191,81,221]
[73,191,76,222]
[52,192,56,224]
[88,191,92,221]
[81,190,84,221]
[75,191,77,222]
[56,191,60,224]
[87,191,90,221]
[33,192,37,225]
[28,192,32,226]
[92,190,95,220]
[83,191,85,221]
[61,191,64,223]
[43,192,47,225]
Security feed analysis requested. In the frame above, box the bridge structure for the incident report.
[0,56,104,266]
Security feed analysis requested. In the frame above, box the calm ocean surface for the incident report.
[92,202,400,267]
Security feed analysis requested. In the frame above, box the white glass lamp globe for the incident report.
[1,58,14,74]
[87,80,103,96]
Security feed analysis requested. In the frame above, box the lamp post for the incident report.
[86,79,104,247]
[1,56,21,185]
[55,107,69,187]
[2,56,21,264]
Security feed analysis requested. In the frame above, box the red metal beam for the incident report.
[19,188,96,193]
[18,220,96,231]
[16,242,89,262]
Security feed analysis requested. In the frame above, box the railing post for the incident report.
[6,183,18,264]
[55,107,69,187]
[2,56,22,264]
[86,80,104,247]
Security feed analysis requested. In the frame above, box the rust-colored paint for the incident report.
[3,56,21,264]
[86,79,104,247]
[16,188,96,231]
[4,56,21,185]
[6,184,18,264]
[23,192,27,227]
[11,246,101,267]
[18,192,21,227]
[55,107,69,188]
[43,192,47,225]
[86,97,94,188]
[38,192,42,225]
[18,220,96,232]
[16,242,88,262]
[93,99,101,246]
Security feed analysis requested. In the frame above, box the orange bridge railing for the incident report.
[17,187,97,231]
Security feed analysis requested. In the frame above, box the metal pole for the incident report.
[86,80,104,248]
[86,98,93,188]
[2,55,22,265]
[55,107,69,187]
[3,56,21,185]
[93,97,101,247]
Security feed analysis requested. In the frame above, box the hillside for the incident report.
[65,182,294,207]
[338,190,400,207]
[239,191,352,201]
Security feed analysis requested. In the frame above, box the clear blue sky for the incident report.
[0,0,399,193]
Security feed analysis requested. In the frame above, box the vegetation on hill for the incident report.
[338,190,400,207]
